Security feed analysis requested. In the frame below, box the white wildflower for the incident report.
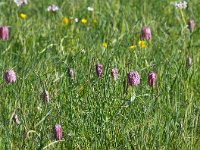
[172,1,187,9]
[87,7,94,11]
[47,4,59,12]
[75,18,79,23]
[14,0,27,6]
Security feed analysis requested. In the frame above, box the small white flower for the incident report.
[75,18,79,23]
[81,49,85,54]
[47,4,59,12]
[87,7,94,11]
[172,1,187,9]
[14,0,27,6]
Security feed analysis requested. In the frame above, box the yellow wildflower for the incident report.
[20,13,27,19]
[129,45,136,49]
[81,18,87,24]
[102,42,107,48]
[93,19,97,23]
[138,40,146,48]
[63,17,69,25]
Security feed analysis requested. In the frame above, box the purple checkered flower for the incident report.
[127,71,140,86]
[0,26,9,40]
[53,124,62,140]
[188,19,195,32]
[141,27,151,40]
[148,72,157,87]
[111,68,118,81]
[96,64,103,78]
[4,69,16,84]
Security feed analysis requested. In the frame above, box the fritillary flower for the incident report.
[188,19,195,32]
[148,72,157,87]
[141,27,151,40]
[53,124,62,140]
[4,69,16,84]
[12,114,20,124]
[186,57,192,68]
[96,64,103,78]
[0,26,9,40]
[127,71,140,86]
[111,68,118,81]
[42,90,49,104]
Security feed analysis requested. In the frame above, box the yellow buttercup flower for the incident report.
[138,40,146,48]
[102,42,107,48]
[20,13,27,19]
[63,17,69,25]
[81,18,87,24]
[129,45,136,49]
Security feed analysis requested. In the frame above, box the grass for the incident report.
[0,0,199,149]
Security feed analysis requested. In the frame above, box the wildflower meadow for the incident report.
[0,0,199,149]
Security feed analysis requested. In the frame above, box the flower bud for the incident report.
[53,124,62,140]
[42,90,49,103]
[0,26,9,40]
[188,19,195,32]
[96,64,103,78]
[148,72,157,87]
[12,114,20,125]
[111,68,118,81]
[141,27,151,40]
[127,71,140,86]
[4,69,16,84]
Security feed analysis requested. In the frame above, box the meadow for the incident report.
[0,0,199,149]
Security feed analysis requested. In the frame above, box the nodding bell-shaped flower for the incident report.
[0,26,9,40]
[188,19,195,32]
[53,124,62,141]
[141,27,151,40]
[4,69,16,84]
[186,57,192,68]
[96,64,103,78]
[127,71,140,86]
[12,114,20,125]
[42,90,49,103]
[111,68,118,81]
[68,68,74,80]
[148,72,157,87]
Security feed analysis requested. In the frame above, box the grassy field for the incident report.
[0,0,199,149]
